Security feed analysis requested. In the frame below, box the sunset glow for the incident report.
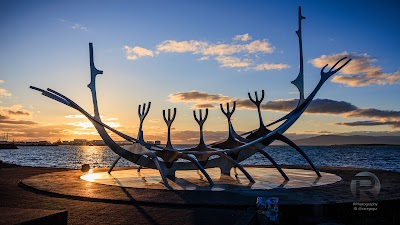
[1,1,400,144]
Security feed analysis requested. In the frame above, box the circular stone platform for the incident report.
[19,166,400,206]
[80,167,340,191]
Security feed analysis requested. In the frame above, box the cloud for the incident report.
[0,80,12,97]
[156,40,207,53]
[65,115,121,129]
[65,115,86,119]
[347,108,400,119]
[337,108,400,129]
[311,52,400,87]
[0,87,37,128]
[0,105,35,126]
[0,88,11,97]
[148,119,160,123]
[202,44,243,56]
[0,105,32,117]
[0,114,10,120]
[0,120,37,125]
[200,40,273,56]
[245,40,274,53]
[168,90,400,129]
[155,39,273,56]
[59,19,88,32]
[0,114,131,142]
[0,122,89,142]
[105,118,119,121]
[169,90,231,103]
[233,33,252,42]
[198,56,210,61]
[124,45,154,61]
[144,130,230,144]
[318,130,332,134]
[254,63,290,71]
[307,99,358,114]
[215,56,251,68]
[192,103,217,109]
[150,35,279,70]
[304,130,332,134]
[71,23,88,31]
[336,120,400,128]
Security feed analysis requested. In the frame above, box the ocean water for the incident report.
[1,145,400,172]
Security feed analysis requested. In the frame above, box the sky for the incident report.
[1,0,400,144]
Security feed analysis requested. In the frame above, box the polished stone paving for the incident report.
[81,167,341,190]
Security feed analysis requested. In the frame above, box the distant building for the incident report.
[155,140,161,145]
[55,138,62,145]
[73,139,87,145]
[92,140,105,146]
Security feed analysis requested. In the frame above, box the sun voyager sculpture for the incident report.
[31,7,351,189]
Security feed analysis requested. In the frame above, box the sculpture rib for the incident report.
[275,135,321,177]
[214,102,289,180]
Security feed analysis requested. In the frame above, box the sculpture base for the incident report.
[81,167,340,190]
[12,165,400,224]
[17,165,368,206]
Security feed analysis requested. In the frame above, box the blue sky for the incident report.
[1,0,400,143]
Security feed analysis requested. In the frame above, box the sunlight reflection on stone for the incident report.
[80,167,341,190]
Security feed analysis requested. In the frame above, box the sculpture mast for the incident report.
[88,43,104,119]
[291,6,306,106]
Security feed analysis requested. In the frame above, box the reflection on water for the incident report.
[0,145,399,172]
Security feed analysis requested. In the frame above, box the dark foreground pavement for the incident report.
[1,163,399,225]
[0,164,248,225]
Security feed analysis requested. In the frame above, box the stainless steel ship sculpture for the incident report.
[31,7,351,189]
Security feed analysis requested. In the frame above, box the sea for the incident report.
[1,145,400,172]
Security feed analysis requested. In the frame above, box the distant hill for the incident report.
[284,135,400,146]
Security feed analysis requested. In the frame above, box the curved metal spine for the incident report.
[217,152,255,183]
[276,135,321,177]
[180,154,214,186]
[254,144,289,180]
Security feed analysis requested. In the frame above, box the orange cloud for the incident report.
[215,56,251,68]
[0,80,12,97]
[124,45,154,61]
[137,35,282,70]
[311,52,400,87]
